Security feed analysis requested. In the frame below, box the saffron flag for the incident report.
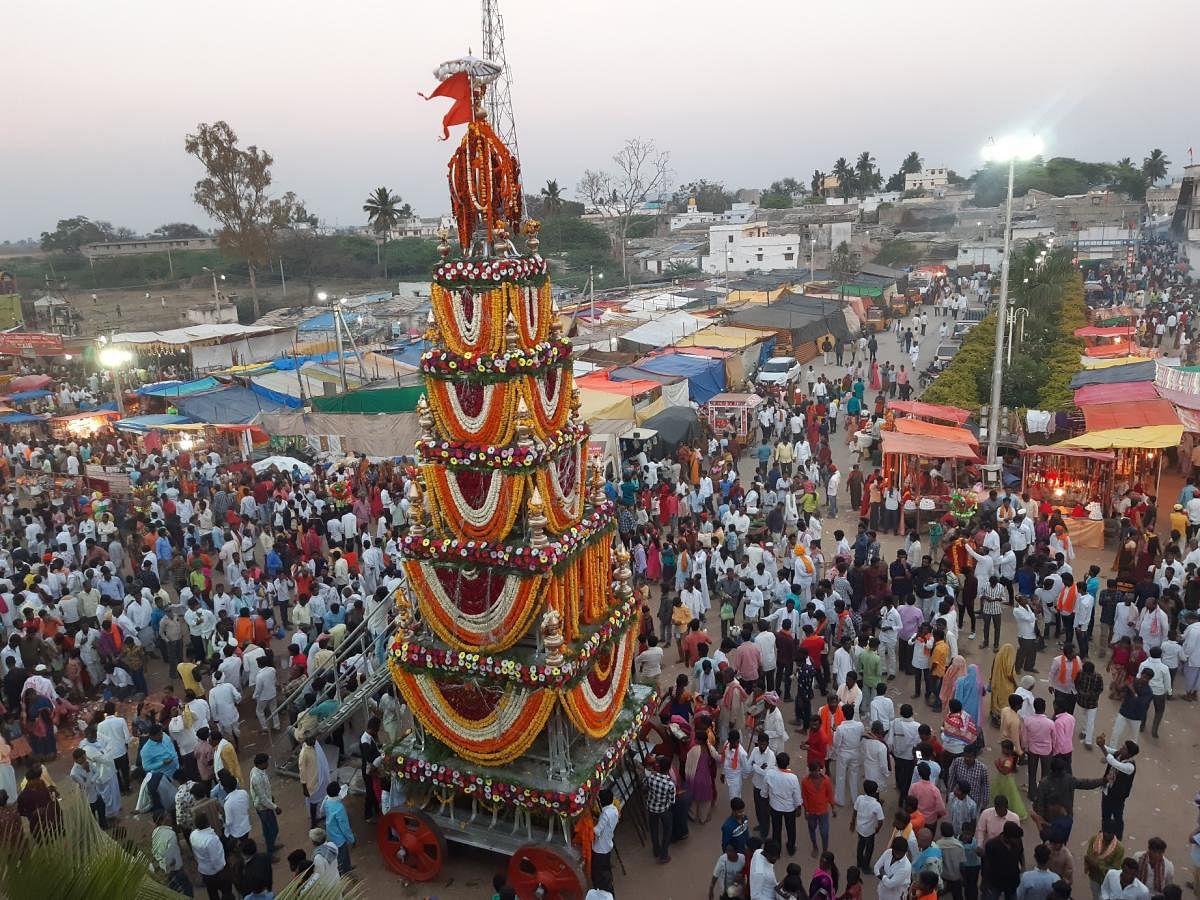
[419,71,472,140]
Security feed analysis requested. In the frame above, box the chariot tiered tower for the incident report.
[380,55,653,896]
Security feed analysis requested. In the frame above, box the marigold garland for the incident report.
[390,664,556,766]
[533,441,585,533]
[430,283,506,356]
[423,464,527,541]
[508,280,553,345]
[405,559,548,652]
[426,378,518,445]
[559,628,637,739]
[581,539,614,624]
[520,368,573,437]
[448,119,523,253]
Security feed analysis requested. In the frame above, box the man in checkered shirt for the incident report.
[642,755,677,863]
[979,575,1008,652]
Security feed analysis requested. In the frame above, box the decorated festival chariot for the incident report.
[372,54,655,898]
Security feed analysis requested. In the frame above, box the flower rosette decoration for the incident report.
[403,560,549,652]
[420,337,571,382]
[398,501,615,574]
[389,665,558,766]
[422,464,527,542]
[434,254,548,289]
[416,422,589,472]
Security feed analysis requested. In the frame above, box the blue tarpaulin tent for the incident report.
[249,381,302,409]
[137,377,222,397]
[0,412,47,424]
[114,414,197,433]
[618,352,726,404]
[272,352,339,370]
[174,386,290,424]
[4,389,52,403]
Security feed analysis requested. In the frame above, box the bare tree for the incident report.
[577,138,672,279]
[184,121,297,320]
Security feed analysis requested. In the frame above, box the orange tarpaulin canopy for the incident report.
[1084,341,1135,357]
[880,430,979,461]
[1080,399,1181,432]
[1075,325,1136,338]
[885,400,971,425]
[575,371,662,396]
[893,418,979,446]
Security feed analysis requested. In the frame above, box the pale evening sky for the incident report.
[3,0,1194,241]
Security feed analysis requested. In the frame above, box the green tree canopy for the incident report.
[39,217,121,253]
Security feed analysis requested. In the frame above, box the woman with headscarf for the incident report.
[989,644,1018,726]
[939,655,967,710]
[954,663,984,727]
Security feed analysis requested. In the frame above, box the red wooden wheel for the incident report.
[376,809,447,881]
[507,843,586,900]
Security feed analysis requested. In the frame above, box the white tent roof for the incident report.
[620,311,706,347]
[110,323,292,345]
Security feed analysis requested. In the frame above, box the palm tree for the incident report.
[1117,157,1134,169]
[854,151,879,196]
[810,170,826,196]
[1142,149,1170,185]
[362,186,411,279]
[900,151,923,174]
[831,157,855,201]
[0,790,359,900]
[540,179,563,215]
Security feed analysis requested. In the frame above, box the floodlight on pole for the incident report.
[99,346,133,416]
[980,134,1044,476]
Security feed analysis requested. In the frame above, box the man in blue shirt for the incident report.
[322,783,355,874]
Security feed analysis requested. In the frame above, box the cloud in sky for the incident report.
[3,0,1191,240]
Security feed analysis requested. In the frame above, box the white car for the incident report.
[755,356,801,386]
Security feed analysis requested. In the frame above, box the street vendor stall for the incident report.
[886,400,971,425]
[49,408,121,441]
[1020,446,1114,548]
[881,430,980,530]
[703,392,764,443]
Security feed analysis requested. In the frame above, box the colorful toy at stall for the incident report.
[948,491,978,525]
[377,53,654,896]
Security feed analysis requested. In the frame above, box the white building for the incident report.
[904,168,950,192]
[703,223,804,273]
[957,240,1005,270]
[669,199,758,231]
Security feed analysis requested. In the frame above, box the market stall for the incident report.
[1019,446,1115,548]
[880,430,980,529]
[886,400,971,425]
[48,408,121,442]
[703,392,764,443]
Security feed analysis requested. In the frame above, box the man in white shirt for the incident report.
[874,836,914,900]
[208,671,243,744]
[1137,598,1170,650]
[1099,858,1151,900]
[763,751,802,856]
[747,733,777,837]
[832,708,865,806]
[749,843,781,900]
[1074,588,1096,659]
[887,705,921,795]
[590,787,619,888]
[634,636,664,691]
[96,702,132,794]
[1013,595,1039,673]
[253,652,279,731]
[189,812,230,896]
[1144,646,1173,738]
[220,772,252,841]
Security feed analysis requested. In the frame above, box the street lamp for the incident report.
[99,345,133,416]
[980,134,1044,473]
[202,267,227,322]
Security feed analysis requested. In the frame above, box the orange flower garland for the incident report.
[448,120,523,252]
[559,627,637,739]
[520,368,572,437]
[426,378,518,445]
[391,664,555,766]
[405,560,548,652]
[507,281,553,346]
[580,538,614,624]
[533,441,585,534]
[430,283,506,356]
[423,464,527,541]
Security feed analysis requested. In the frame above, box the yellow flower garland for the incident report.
[426,378,519,446]
[423,465,527,542]
[431,282,507,356]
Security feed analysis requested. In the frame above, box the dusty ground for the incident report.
[41,311,1200,899]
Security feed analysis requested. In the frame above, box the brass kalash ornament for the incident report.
[376,53,655,896]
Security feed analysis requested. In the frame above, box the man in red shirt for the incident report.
[680,621,713,667]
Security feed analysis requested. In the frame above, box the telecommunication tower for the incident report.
[480,0,519,163]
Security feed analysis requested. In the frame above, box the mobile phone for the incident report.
[914,750,923,761]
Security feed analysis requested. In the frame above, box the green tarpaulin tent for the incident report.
[312,385,425,414]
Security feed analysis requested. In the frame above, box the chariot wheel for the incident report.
[376,809,447,881]
[507,842,587,900]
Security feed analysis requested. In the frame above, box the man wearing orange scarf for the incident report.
[1055,573,1078,640]
[1048,643,1082,714]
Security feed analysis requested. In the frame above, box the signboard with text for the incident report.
[0,332,64,355]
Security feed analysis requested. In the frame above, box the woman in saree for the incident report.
[938,655,967,710]
[685,714,721,824]
[988,643,1018,726]
[22,689,55,761]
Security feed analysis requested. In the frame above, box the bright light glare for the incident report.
[317,292,328,302]
[99,348,132,368]
[981,135,1044,162]
[179,435,194,450]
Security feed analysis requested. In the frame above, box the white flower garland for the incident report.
[415,562,527,636]
[442,468,507,527]
[573,629,635,715]
[411,672,534,738]
[547,444,584,520]
[440,380,499,433]
[528,367,566,422]
[449,287,487,345]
